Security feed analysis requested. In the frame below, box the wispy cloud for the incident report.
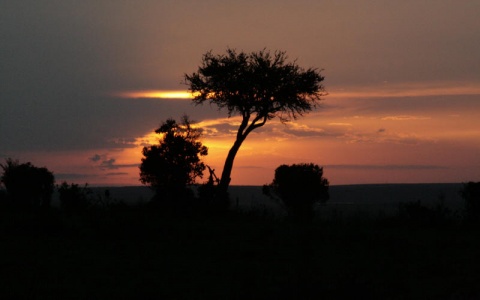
[325,164,447,170]
[329,81,480,99]
[328,122,353,126]
[342,131,435,145]
[105,172,130,176]
[55,173,96,181]
[195,116,245,138]
[282,123,326,137]
[235,165,267,169]
[381,115,431,121]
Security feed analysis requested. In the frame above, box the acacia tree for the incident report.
[185,48,326,195]
[139,116,208,201]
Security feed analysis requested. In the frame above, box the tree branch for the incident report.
[244,114,267,137]
[237,113,250,140]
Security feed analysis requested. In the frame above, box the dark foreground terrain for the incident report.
[1,183,478,299]
[1,201,480,300]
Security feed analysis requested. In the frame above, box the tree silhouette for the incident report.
[263,163,329,222]
[185,48,326,196]
[57,182,92,214]
[139,116,208,202]
[0,158,55,209]
[460,181,480,223]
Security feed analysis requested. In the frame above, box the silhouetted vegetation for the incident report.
[1,191,480,299]
[264,163,329,223]
[3,156,480,298]
[460,181,480,223]
[185,48,326,196]
[396,198,453,227]
[139,116,208,207]
[196,166,229,215]
[57,182,92,214]
[0,158,54,209]
[0,189,6,207]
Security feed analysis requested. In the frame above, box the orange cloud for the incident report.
[329,81,480,99]
[381,115,431,121]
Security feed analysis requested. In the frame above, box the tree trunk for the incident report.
[217,137,245,196]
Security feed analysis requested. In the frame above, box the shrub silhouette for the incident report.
[460,181,480,223]
[264,163,329,222]
[0,158,55,209]
[196,166,229,215]
[397,200,452,227]
[139,116,208,207]
[58,182,92,214]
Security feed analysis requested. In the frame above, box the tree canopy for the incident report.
[185,48,326,194]
[264,163,329,222]
[139,116,208,200]
[0,158,55,209]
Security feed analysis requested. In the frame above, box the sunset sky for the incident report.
[1,0,480,186]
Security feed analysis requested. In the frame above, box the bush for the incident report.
[460,182,480,223]
[0,158,55,209]
[264,163,329,223]
[58,182,92,214]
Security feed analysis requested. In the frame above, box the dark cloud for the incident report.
[90,154,102,162]
[100,159,118,170]
[90,154,138,171]
[0,96,222,152]
[0,1,224,153]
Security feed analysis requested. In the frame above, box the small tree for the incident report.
[0,158,55,209]
[460,181,480,223]
[185,48,326,196]
[139,116,208,202]
[264,163,329,222]
[58,182,92,214]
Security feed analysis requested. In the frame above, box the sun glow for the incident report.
[116,90,199,99]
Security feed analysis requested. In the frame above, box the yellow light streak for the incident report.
[116,90,199,99]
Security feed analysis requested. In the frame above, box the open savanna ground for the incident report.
[1,183,479,299]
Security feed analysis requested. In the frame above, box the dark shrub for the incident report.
[58,182,92,214]
[397,197,453,227]
[0,158,55,209]
[195,167,229,216]
[0,188,7,208]
[460,182,480,223]
[264,163,329,223]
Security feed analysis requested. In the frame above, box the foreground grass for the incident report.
[1,206,479,299]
